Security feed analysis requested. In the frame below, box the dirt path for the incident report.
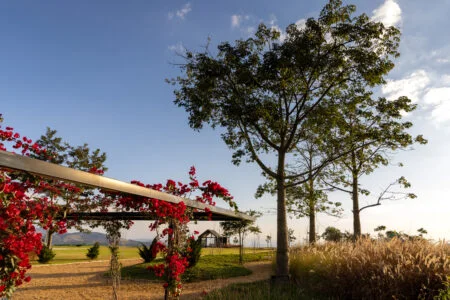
[14,259,273,299]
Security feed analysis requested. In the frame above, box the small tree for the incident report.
[374,225,387,240]
[86,242,100,260]
[265,235,272,248]
[322,226,343,242]
[417,228,428,237]
[220,210,261,264]
[288,228,297,246]
[185,237,202,268]
[138,238,159,263]
[37,245,56,264]
[248,225,261,252]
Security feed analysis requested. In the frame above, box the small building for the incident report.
[198,229,228,248]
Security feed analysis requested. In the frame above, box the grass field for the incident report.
[31,245,141,264]
[120,251,272,282]
[31,246,273,265]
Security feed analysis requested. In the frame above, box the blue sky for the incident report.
[1,0,449,243]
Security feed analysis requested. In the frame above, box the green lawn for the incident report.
[31,245,141,264]
[31,246,273,265]
[120,251,272,282]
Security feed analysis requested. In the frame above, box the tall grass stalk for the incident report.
[290,239,449,299]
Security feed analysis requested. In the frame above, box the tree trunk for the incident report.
[352,173,361,239]
[308,177,316,244]
[238,230,243,265]
[275,152,289,281]
[308,202,316,244]
[46,229,54,248]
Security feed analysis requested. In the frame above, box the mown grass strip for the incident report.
[120,252,272,282]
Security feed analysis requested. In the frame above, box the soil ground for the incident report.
[14,259,273,299]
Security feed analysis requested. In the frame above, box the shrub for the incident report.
[138,238,158,263]
[37,245,56,263]
[436,276,450,299]
[185,237,202,268]
[86,242,100,259]
[290,239,450,299]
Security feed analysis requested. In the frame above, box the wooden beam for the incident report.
[65,211,245,221]
[0,151,254,221]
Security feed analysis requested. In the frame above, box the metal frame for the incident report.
[0,151,254,221]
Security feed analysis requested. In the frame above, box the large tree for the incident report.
[32,127,108,248]
[321,89,426,238]
[287,140,343,244]
[169,0,401,279]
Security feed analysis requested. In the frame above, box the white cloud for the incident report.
[295,19,307,30]
[423,87,450,105]
[245,26,255,35]
[382,70,450,125]
[168,3,191,20]
[441,75,450,85]
[168,42,185,53]
[423,88,450,124]
[437,58,450,64]
[231,14,249,29]
[372,0,402,27]
[382,70,430,102]
[268,14,277,26]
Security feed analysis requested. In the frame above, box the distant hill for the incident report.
[46,231,144,247]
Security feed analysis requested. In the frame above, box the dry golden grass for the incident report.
[290,238,450,299]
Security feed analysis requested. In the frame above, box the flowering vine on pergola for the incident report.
[0,144,254,299]
[0,151,253,222]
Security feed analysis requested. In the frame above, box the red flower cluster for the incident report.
[0,173,62,296]
[166,253,189,282]
[1,119,67,297]
[147,264,165,277]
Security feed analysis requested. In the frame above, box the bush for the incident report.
[290,239,450,299]
[185,237,202,268]
[436,277,450,299]
[37,245,56,263]
[138,238,158,263]
[86,242,100,259]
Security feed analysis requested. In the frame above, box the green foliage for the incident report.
[377,227,429,241]
[288,228,296,245]
[435,277,450,300]
[321,226,343,242]
[137,238,158,263]
[28,127,108,246]
[86,242,100,260]
[37,245,56,263]
[321,89,427,238]
[170,0,403,276]
[289,239,450,299]
[185,237,202,268]
[374,225,386,232]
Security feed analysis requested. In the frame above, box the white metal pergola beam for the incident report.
[0,151,254,221]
